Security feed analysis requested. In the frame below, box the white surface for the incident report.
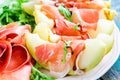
[57,24,120,80]
[0,1,4,4]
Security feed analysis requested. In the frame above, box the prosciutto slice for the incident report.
[4,44,30,72]
[0,41,12,73]
[0,22,31,45]
[0,63,32,80]
[57,0,104,10]
[0,22,31,80]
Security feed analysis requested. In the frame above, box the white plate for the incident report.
[0,1,119,80]
[57,23,120,80]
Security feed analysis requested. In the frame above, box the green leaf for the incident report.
[62,41,72,63]
[34,62,43,69]
[30,62,55,80]
[34,75,39,80]
[0,0,35,31]
[73,24,79,31]
[30,66,55,80]
[58,5,72,21]
[73,22,82,31]
[62,46,67,64]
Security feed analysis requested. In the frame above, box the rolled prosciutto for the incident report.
[0,22,31,80]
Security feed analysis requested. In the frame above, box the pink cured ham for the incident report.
[0,63,32,80]
[35,41,71,73]
[0,41,30,73]
[70,40,85,68]
[0,41,12,73]
[41,4,98,37]
[78,9,99,23]
[34,40,85,73]
[36,43,56,65]
[41,4,77,36]
[71,8,99,31]
[0,22,31,45]
[0,22,31,80]
[55,19,81,36]
[54,19,91,39]
[41,4,64,20]
[48,41,71,72]
[4,44,30,72]
[57,0,104,10]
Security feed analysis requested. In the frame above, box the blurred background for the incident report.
[111,0,120,29]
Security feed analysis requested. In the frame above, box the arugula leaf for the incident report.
[0,0,35,31]
[30,62,55,80]
[34,62,43,69]
[62,44,67,64]
[62,41,72,63]
[74,24,79,31]
[73,22,82,31]
[58,5,72,21]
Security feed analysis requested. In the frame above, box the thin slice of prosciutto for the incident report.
[0,41,12,73]
[0,22,31,45]
[0,63,32,80]
[4,44,30,73]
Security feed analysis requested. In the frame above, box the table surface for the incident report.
[99,0,120,80]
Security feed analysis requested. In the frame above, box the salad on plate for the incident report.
[0,0,118,80]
